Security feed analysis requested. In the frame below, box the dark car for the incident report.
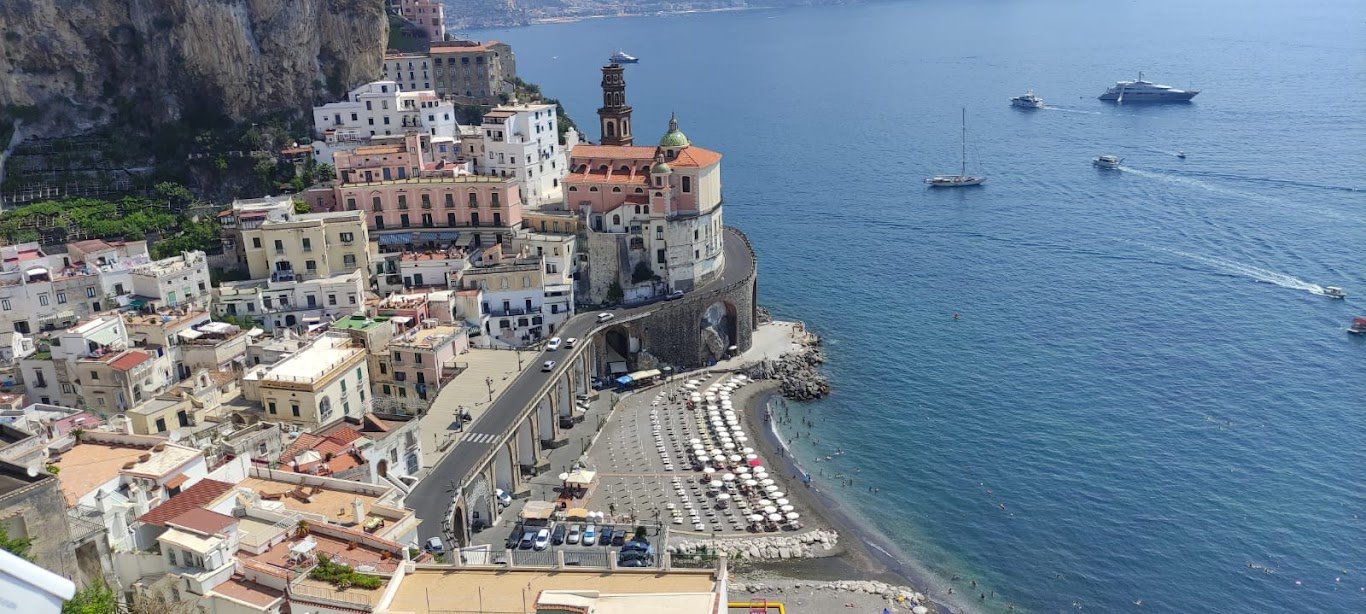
[617,550,652,567]
[611,531,626,547]
[598,526,614,546]
[552,523,567,545]
[505,522,524,549]
[519,530,536,550]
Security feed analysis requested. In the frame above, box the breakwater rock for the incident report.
[668,529,839,561]
[743,328,829,400]
[731,579,930,611]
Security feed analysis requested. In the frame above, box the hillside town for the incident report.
[0,29,801,614]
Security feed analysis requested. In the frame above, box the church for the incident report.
[565,63,727,303]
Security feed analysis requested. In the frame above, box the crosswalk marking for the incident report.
[459,432,499,445]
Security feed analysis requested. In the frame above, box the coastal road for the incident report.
[407,228,754,543]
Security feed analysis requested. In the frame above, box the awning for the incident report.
[627,369,661,380]
[521,501,555,520]
[164,474,189,490]
[199,322,236,334]
[378,232,413,246]
[615,375,632,385]
[413,230,460,242]
[177,330,204,340]
[565,508,589,520]
[391,316,413,324]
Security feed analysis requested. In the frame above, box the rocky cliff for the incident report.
[0,0,386,136]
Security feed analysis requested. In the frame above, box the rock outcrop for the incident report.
[0,0,386,135]
[731,579,929,610]
[668,529,839,561]
[743,327,830,400]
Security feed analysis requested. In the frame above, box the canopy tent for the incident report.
[565,469,597,486]
[564,508,590,520]
[377,232,413,246]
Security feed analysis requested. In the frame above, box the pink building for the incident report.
[394,0,445,42]
[334,175,524,233]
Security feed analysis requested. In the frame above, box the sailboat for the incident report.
[926,108,985,187]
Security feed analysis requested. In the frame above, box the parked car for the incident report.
[617,550,652,567]
[552,523,567,545]
[542,360,556,372]
[423,537,445,555]
[566,524,582,545]
[519,530,536,550]
[621,540,651,554]
[505,522,524,549]
[666,290,685,301]
[596,312,614,323]
[582,523,596,544]
[545,337,562,351]
[533,528,551,551]
[611,531,626,547]
[565,337,579,348]
[598,526,614,546]
[495,488,512,508]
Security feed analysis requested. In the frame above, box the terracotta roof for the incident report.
[137,479,235,526]
[70,239,114,253]
[328,427,364,445]
[166,508,237,536]
[107,350,152,372]
[668,146,722,168]
[165,474,189,490]
[570,145,657,161]
[566,172,648,185]
[211,576,284,609]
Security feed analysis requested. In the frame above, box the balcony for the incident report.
[485,306,542,318]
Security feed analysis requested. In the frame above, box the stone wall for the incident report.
[636,227,757,368]
[0,468,79,580]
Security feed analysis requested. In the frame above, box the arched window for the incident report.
[612,214,621,226]
[605,122,616,137]
[568,186,578,192]
[597,165,608,172]
[635,188,644,193]
[644,205,650,214]
[619,165,630,173]
[612,187,622,192]
[633,205,640,214]
[655,191,663,197]
[589,187,599,192]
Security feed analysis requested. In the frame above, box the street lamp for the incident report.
[485,376,494,401]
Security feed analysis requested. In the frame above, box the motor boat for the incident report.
[927,108,985,187]
[1322,286,1346,299]
[1349,317,1366,335]
[1093,154,1123,169]
[1099,72,1199,102]
[1176,151,1187,159]
[609,50,639,64]
[1011,89,1044,109]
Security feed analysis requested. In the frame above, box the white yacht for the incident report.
[1322,286,1346,299]
[609,50,639,64]
[1011,89,1044,109]
[1099,73,1199,102]
[927,108,985,187]
[1093,155,1123,169]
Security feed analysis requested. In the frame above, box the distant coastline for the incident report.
[453,6,769,31]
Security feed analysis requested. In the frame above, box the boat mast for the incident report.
[960,107,967,177]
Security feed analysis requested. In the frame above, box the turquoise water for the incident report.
[469,0,1366,611]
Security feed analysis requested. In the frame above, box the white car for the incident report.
[533,528,551,551]
[495,488,512,508]
[542,360,556,372]
[565,337,579,348]
[545,337,562,351]
[597,313,614,323]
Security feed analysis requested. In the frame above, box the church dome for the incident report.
[658,113,690,148]
[651,159,672,174]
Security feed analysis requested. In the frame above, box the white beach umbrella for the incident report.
[786,512,800,520]
[698,455,710,464]
[743,447,755,455]
[708,480,723,488]
[728,455,742,463]
[710,448,724,458]
[764,485,779,493]
[689,438,701,445]
[702,466,715,475]
[723,442,736,451]
[913,607,929,614]
[771,491,786,499]
[760,478,775,486]
[768,513,783,522]
[722,473,735,482]
[776,498,789,506]
[755,470,769,479]
[717,492,731,500]
[757,499,772,507]
[736,466,750,474]
[763,506,778,514]
[780,505,795,512]
[744,479,758,487]
[749,514,765,522]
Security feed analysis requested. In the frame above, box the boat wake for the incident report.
[1041,106,1101,115]
[1157,248,1328,295]
[1165,169,1364,194]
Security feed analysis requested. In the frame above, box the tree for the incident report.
[631,261,656,284]
[313,162,335,184]
[606,281,624,305]
[153,182,194,207]
[61,580,117,614]
[293,199,311,214]
[0,524,32,560]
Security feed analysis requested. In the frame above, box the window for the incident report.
[445,193,455,208]
[393,352,402,363]
[523,276,531,288]
[252,237,262,249]
[382,384,391,394]
[38,294,49,307]
[56,292,66,304]
[349,294,358,305]
[0,299,9,311]
[373,196,383,210]
[398,194,408,209]
[468,192,478,207]
[306,260,317,271]
[657,248,667,264]
[682,176,692,192]
[155,418,166,432]
[168,550,177,566]
[86,287,96,298]
[344,254,357,268]
[291,404,300,417]
[302,238,312,251]
[274,239,284,252]
[328,294,337,306]
[268,401,277,414]
[340,232,354,242]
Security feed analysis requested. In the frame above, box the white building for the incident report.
[245,332,371,430]
[130,251,212,310]
[474,102,566,206]
[214,269,367,331]
[311,80,459,164]
[0,241,146,335]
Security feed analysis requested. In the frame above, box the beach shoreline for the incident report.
[733,379,979,614]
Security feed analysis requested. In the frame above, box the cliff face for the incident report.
[0,0,386,135]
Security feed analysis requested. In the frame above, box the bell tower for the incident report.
[597,64,633,146]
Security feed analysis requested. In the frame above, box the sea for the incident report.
[467,0,1366,611]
